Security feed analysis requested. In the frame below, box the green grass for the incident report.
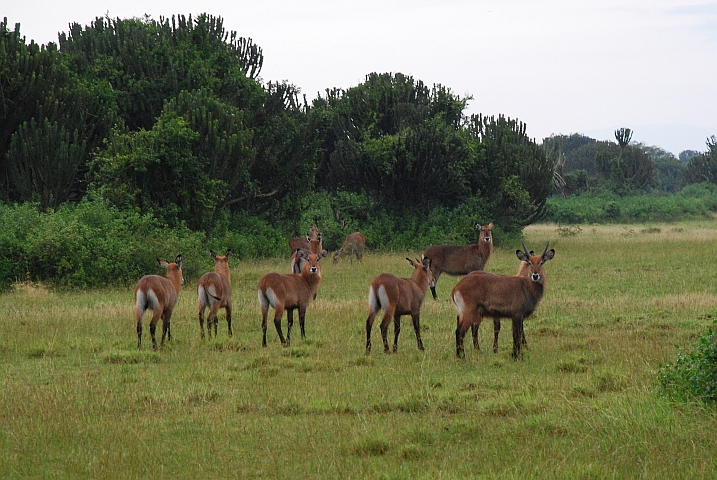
[2,220,717,478]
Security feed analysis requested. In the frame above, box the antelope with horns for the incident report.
[452,242,555,359]
[288,225,321,254]
[421,222,493,300]
[258,249,327,347]
[333,232,366,264]
[134,255,184,350]
[198,249,233,340]
[365,257,435,354]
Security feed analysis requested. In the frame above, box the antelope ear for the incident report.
[405,257,416,268]
[487,222,493,229]
[475,223,481,229]
[225,249,232,261]
[157,258,168,269]
[175,255,183,269]
[320,249,328,259]
[210,250,217,261]
[516,250,529,262]
[297,249,308,259]
[543,249,555,262]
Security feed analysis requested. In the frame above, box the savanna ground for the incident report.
[2,221,717,479]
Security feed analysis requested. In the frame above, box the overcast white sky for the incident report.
[5,1,717,155]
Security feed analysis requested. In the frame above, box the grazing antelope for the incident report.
[422,222,494,300]
[134,255,184,350]
[288,225,321,254]
[365,257,435,354]
[258,249,327,347]
[198,249,233,340]
[333,232,366,264]
[452,242,555,359]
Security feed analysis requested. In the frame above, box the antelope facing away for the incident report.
[452,242,555,359]
[134,255,184,350]
[198,249,233,340]
[365,257,435,354]
[422,222,493,300]
[333,232,366,264]
[258,249,327,347]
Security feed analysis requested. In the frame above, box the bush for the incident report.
[545,187,717,224]
[0,200,204,288]
[657,321,717,403]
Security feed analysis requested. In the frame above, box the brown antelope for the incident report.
[258,249,327,347]
[333,232,366,264]
[288,225,321,254]
[466,254,535,354]
[452,242,555,359]
[134,255,184,350]
[198,249,233,340]
[422,222,494,300]
[365,257,435,354]
[290,232,323,274]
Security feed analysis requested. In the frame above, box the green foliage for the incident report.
[312,73,471,210]
[545,185,717,223]
[59,13,263,131]
[90,91,258,232]
[467,114,553,230]
[0,18,114,207]
[657,321,717,403]
[0,200,204,288]
[684,136,717,185]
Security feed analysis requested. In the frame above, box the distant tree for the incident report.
[684,136,717,185]
[593,129,655,193]
[679,150,701,163]
[635,142,684,192]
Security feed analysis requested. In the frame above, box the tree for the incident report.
[311,72,471,210]
[594,129,655,193]
[684,136,717,185]
[0,18,113,208]
[466,114,553,230]
[59,13,264,131]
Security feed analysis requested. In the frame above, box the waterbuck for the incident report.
[333,232,366,264]
[134,255,184,350]
[197,249,233,340]
[452,242,555,359]
[365,257,435,354]
[288,225,321,254]
[258,249,327,347]
[422,222,493,300]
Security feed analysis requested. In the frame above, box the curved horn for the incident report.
[541,241,550,258]
[521,241,530,257]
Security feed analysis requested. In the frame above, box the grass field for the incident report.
[2,221,717,479]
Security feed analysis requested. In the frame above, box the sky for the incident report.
[5,1,717,156]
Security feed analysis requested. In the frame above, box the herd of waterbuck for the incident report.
[134,223,555,360]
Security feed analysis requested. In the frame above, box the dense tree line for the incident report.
[5,13,714,244]
[545,129,716,197]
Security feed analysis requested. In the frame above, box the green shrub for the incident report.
[657,321,717,403]
[546,187,717,224]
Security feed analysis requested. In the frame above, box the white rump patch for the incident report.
[376,285,389,311]
[452,290,465,315]
[263,287,279,308]
[368,286,379,313]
